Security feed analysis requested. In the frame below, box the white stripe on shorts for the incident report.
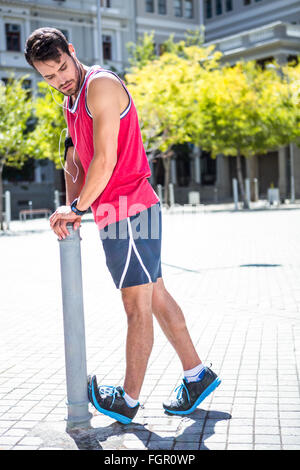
[118,217,152,289]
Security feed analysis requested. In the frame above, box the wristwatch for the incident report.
[71,198,88,216]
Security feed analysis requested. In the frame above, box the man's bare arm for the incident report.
[50,106,85,240]
[64,147,86,205]
[63,104,85,205]
[75,76,121,212]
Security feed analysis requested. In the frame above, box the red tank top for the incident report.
[66,66,159,230]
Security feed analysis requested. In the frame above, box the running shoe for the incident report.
[87,375,139,425]
[163,366,221,415]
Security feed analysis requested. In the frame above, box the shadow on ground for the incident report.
[163,262,282,274]
[67,409,232,451]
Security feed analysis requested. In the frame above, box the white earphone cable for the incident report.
[49,86,80,184]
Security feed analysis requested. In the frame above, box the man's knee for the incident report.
[121,285,153,318]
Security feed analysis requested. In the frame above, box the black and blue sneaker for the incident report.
[87,375,139,425]
[163,366,221,415]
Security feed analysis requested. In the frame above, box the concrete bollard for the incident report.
[59,223,92,431]
[253,178,259,202]
[245,178,251,208]
[169,183,175,207]
[54,190,60,210]
[5,191,11,231]
[232,179,239,210]
[157,184,163,204]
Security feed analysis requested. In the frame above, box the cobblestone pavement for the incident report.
[0,204,300,450]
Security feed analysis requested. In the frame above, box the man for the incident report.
[24,28,221,425]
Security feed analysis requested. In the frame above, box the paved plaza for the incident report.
[0,203,300,451]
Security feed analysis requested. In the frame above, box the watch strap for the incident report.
[71,198,88,216]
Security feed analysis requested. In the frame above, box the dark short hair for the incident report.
[24,27,70,67]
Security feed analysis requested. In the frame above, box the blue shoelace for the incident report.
[98,385,122,409]
[174,381,191,403]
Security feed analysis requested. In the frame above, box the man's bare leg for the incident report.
[152,277,201,371]
[121,282,154,400]
[151,277,221,415]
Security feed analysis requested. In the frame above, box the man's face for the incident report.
[33,48,80,96]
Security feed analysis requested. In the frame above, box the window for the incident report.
[3,158,35,183]
[174,0,183,17]
[201,150,216,185]
[216,0,222,15]
[5,23,21,52]
[102,35,112,60]
[158,0,167,15]
[146,0,154,13]
[226,0,233,11]
[244,0,251,5]
[205,0,212,19]
[184,0,193,19]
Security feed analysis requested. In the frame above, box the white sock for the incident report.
[184,363,205,383]
[123,392,139,408]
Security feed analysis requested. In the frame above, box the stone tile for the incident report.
[0,435,22,446]
[227,444,253,450]
[201,442,226,450]
[228,434,253,444]
[281,435,300,445]
[122,440,148,450]
[174,442,199,450]
[254,445,281,450]
[282,445,300,450]
[255,434,281,445]
[147,439,174,450]
[3,428,30,438]
[281,427,300,436]
[17,437,44,446]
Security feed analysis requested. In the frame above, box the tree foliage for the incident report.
[25,81,66,168]
[126,31,300,207]
[0,77,34,229]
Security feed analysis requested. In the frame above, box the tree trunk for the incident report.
[236,149,249,209]
[162,154,171,207]
[0,163,4,231]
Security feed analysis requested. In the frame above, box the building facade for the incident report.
[135,0,204,53]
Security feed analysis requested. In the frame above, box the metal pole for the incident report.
[5,190,11,231]
[169,183,175,207]
[290,143,295,203]
[245,178,251,208]
[54,190,60,210]
[232,178,239,210]
[157,184,163,204]
[96,0,104,65]
[199,0,205,43]
[253,178,259,202]
[29,200,33,220]
[195,153,201,185]
[59,224,92,431]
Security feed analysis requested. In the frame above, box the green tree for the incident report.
[25,81,66,168]
[0,77,34,230]
[126,31,156,71]
[126,44,221,205]
[193,60,300,208]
